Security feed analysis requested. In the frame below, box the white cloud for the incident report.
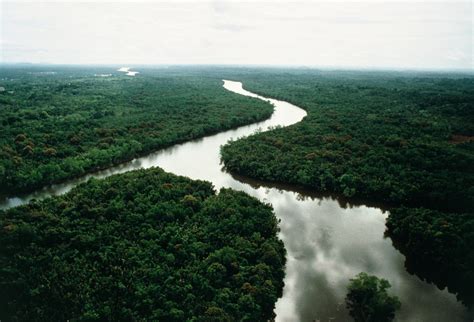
[1,1,472,69]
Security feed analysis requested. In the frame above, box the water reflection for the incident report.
[0,80,469,321]
[228,172,391,212]
[267,190,468,322]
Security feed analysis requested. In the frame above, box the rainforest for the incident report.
[0,66,273,195]
[220,69,474,309]
[0,65,473,321]
[0,167,285,321]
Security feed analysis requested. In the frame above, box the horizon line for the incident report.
[1,62,473,73]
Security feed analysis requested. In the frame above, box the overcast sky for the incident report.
[1,1,472,69]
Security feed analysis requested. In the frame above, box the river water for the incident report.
[0,80,469,321]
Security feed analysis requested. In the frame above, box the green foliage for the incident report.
[0,167,285,321]
[0,66,273,195]
[219,69,474,304]
[345,273,401,322]
[220,70,474,211]
[386,207,474,306]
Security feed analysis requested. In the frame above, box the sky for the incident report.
[1,0,472,70]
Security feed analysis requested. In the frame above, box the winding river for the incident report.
[0,80,469,321]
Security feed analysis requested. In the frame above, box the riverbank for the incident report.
[220,70,474,311]
[0,68,274,199]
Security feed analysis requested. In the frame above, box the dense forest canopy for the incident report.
[386,207,474,306]
[218,69,474,306]
[1,65,473,317]
[0,167,285,321]
[0,66,273,195]
[221,69,474,210]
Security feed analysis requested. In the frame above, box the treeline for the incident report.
[386,207,474,306]
[219,69,474,306]
[0,167,285,321]
[0,66,273,195]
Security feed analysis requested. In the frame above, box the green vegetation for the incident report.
[345,272,401,322]
[0,167,285,321]
[0,66,273,195]
[219,69,474,305]
[221,70,474,210]
[2,66,473,316]
[386,207,474,306]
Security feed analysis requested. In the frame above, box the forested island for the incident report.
[0,66,273,195]
[0,167,285,321]
[220,69,474,307]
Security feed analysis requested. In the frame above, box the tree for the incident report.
[345,272,401,322]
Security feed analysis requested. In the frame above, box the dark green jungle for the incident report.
[0,66,272,195]
[1,65,473,320]
[220,68,474,307]
[0,167,285,321]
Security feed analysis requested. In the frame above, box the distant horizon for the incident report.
[2,1,472,70]
[1,62,473,74]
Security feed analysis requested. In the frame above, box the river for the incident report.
[0,80,469,321]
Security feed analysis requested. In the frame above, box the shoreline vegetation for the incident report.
[219,69,474,307]
[0,167,286,321]
[0,66,289,320]
[1,65,473,319]
[0,66,274,197]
